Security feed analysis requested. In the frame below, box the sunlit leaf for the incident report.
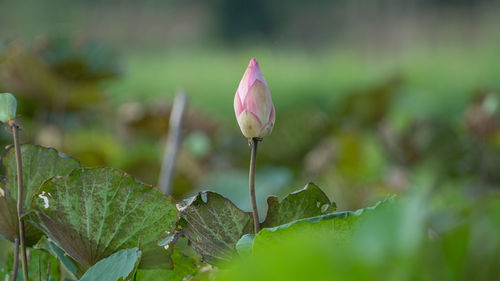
[30,167,178,270]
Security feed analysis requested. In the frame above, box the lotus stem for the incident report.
[249,137,261,233]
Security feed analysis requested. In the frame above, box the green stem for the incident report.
[11,123,29,281]
[249,138,261,233]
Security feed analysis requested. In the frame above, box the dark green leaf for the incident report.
[79,248,141,281]
[179,191,253,265]
[261,182,336,228]
[30,167,178,270]
[0,144,81,246]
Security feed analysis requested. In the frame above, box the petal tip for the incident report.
[249,58,258,67]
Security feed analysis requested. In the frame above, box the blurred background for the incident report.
[2,1,500,280]
[1,0,500,214]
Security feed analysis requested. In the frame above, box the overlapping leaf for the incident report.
[30,167,178,270]
[34,236,86,279]
[261,182,336,228]
[79,248,141,281]
[178,191,253,265]
[180,183,337,265]
[0,144,81,246]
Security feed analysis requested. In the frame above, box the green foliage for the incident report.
[254,196,392,253]
[34,236,85,279]
[2,145,81,212]
[180,184,338,266]
[0,144,81,246]
[78,248,141,281]
[235,196,392,256]
[0,248,61,281]
[261,183,336,228]
[216,193,500,281]
[30,167,178,270]
[135,249,198,281]
[179,191,253,265]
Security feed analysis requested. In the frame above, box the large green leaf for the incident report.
[261,182,336,228]
[79,248,141,281]
[178,191,253,265]
[0,144,81,246]
[252,196,394,253]
[30,167,178,270]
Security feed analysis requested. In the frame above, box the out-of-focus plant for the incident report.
[0,37,119,112]
[0,37,120,155]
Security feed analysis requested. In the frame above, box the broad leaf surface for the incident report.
[0,144,81,246]
[179,191,253,265]
[79,248,141,281]
[30,167,178,270]
[261,182,336,228]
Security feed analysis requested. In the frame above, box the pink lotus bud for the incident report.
[234,58,275,138]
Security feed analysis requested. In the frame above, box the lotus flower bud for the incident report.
[0,93,17,123]
[234,58,275,138]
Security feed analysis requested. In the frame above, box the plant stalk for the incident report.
[11,123,29,281]
[249,138,261,233]
[11,238,19,281]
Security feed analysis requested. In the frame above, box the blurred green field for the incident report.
[108,43,500,125]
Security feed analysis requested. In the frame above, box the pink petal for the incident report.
[236,58,268,102]
[243,80,272,124]
[234,91,244,116]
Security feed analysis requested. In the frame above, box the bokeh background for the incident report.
[1,0,500,213]
[2,1,500,280]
